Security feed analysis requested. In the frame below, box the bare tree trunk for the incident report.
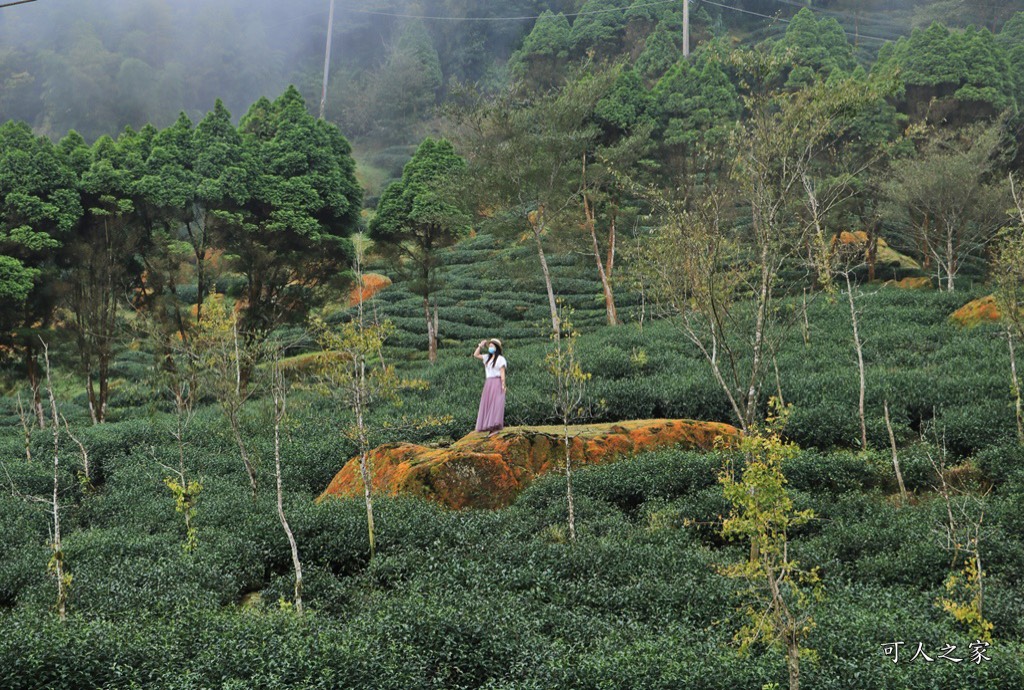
[92,217,116,424]
[564,422,576,542]
[975,549,984,626]
[583,192,618,326]
[423,297,437,363]
[529,209,560,338]
[86,372,99,425]
[356,364,376,559]
[98,353,110,424]
[883,400,908,505]
[229,409,258,500]
[432,298,439,356]
[744,252,771,429]
[801,289,810,347]
[787,637,801,690]
[845,272,868,451]
[25,342,45,429]
[233,319,242,395]
[228,320,257,499]
[359,450,376,559]
[773,357,784,407]
[1008,327,1024,442]
[17,393,32,462]
[273,368,302,614]
[42,342,67,621]
[946,227,956,292]
[606,211,616,280]
[186,215,207,325]
[866,219,879,282]
[62,416,90,488]
[687,325,749,433]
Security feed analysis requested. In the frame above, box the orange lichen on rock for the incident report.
[837,230,869,245]
[836,230,921,271]
[317,419,740,510]
[348,273,392,306]
[950,294,1003,327]
[883,276,932,290]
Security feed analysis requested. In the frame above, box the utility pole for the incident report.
[682,0,690,58]
[319,0,336,120]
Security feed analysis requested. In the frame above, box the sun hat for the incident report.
[489,338,502,348]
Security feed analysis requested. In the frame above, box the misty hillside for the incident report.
[2,0,1021,149]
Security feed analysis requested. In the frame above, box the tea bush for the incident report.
[3,234,1023,687]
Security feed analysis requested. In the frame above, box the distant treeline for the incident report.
[0,0,1021,144]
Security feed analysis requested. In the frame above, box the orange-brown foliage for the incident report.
[348,273,392,307]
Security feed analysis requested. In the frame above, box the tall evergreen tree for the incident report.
[62,128,149,423]
[369,137,469,363]
[0,121,81,426]
[635,21,680,83]
[216,86,362,336]
[569,0,631,59]
[875,21,1013,123]
[508,10,573,90]
[653,54,740,150]
[773,8,855,88]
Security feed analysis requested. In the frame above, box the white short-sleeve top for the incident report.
[483,354,507,378]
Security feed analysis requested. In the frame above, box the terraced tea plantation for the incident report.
[2,229,1023,689]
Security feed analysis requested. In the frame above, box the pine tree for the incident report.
[652,53,739,149]
[369,138,469,363]
[508,11,572,89]
[773,8,855,88]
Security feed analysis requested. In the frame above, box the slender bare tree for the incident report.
[883,400,909,505]
[882,122,1010,292]
[272,357,303,614]
[992,173,1024,441]
[545,304,592,542]
[192,296,262,499]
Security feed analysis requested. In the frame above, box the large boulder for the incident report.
[837,230,921,271]
[317,419,739,510]
[950,294,1002,327]
[883,276,931,290]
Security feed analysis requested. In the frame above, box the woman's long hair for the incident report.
[486,340,503,367]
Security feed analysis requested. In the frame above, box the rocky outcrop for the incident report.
[837,230,921,271]
[950,295,1002,327]
[317,419,739,510]
[883,276,931,290]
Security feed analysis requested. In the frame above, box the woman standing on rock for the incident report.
[473,338,507,436]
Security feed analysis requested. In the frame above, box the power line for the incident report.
[0,0,38,8]
[700,0,893,43]
[343,0,681,21]
[764,0,911,33]
[286,0,902,44]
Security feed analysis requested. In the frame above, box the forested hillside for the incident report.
[2,0,1022,142]
[2,1,1024,688]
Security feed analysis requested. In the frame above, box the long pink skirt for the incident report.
[475,377,505,433]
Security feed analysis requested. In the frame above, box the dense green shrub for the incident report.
[1,441,1022,688]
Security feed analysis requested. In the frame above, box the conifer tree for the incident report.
[369,138,469,363]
